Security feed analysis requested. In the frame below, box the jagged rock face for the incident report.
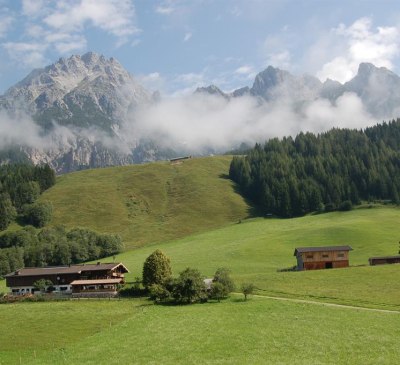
[249,66,322,102]
[2,52,151,132]
[195,85,230,100]
[0,52,164,173]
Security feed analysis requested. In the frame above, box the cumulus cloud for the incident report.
[2,0,139,69]
[2,42,48,68]
[316,18,400,83]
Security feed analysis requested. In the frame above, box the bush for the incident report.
[23,201,53,228]
[149,283,171,303]
[209,282,226,302]
[338,200,353,211]
[172,267,207,304]
[324,202,336,213]
[213,267,235,293]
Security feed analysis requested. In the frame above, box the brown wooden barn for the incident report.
[294,246,353,271]
[5,262,129,297]
[369,255,400,266]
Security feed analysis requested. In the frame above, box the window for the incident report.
[60,286,68,291]
[306,254,313,259]
[322,254,329,258]
[337,253,345,258]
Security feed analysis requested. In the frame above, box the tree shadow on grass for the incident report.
[219,173,263,219]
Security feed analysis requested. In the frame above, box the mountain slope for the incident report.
[2,52,151,132]
[39,156,251,249]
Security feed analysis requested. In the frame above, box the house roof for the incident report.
[70,278,123,285]
[368,255,400,260]
[294,246,353,256]
[5,263,129,277]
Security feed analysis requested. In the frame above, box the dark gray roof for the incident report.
[5,263,129,277]
[294,246,353,256]
[369,255,400,260]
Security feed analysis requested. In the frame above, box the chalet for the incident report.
[5,262,129,298]
[294,246,353,271]
[369,255,400,266]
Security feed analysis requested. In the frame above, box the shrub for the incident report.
[23,201,53,228]
[149,284,171,303]
[209,282,226,302]
[172,267,207,304]
[338,200,353,211]
[213,267,235,294]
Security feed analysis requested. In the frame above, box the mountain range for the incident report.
[1,52,400,173]
[196,62,400,119]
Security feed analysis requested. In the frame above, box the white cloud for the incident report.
[2,0,140,69]
[262,34,292,70]
[44,0,139,38]
[137,72,165,92]
[183,32,192,42]
[3,42,48,68]
[22,0,46,17]
[0,14,14,38]
[126,90,375,154]
[234,65,253,75]
[316,18,400,83]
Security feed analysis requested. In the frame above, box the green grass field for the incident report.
[1,297,399,365]
[102,205,400,310]
[40,156,250,249]
[1,158,400,364]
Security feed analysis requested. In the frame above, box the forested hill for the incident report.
[229,119,400,217]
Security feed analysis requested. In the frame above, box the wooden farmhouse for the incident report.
[5,262,129,298]
[294,246,353,271]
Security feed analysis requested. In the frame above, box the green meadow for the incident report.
[109,205,400,310]
[0,297,399,365]
[41,156,250,249]
[1,157,400,364]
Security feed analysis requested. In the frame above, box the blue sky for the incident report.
[1,0,400,94]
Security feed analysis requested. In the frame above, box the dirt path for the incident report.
[235,293,400,314]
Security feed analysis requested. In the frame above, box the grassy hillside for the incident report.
[41,156,250,249]
[112,206,400,309]
[1,298,399,365]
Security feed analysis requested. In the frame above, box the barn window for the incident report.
[337,253,345,258]
[306,254,313,259]
[322,254,329,258]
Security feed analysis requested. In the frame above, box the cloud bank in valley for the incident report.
[126,91,376,154]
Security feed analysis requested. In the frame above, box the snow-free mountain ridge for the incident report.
[1,53,400,173]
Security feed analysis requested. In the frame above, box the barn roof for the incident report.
[294,246,353,256]
[368,255,400,260]
[5,262,129,277]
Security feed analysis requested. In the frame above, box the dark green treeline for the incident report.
[229,120,400,217]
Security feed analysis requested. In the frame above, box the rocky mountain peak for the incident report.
[195,85,230,99]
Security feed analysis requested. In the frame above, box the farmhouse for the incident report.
[369,255,400,266]
[5,262,129,297]
[294,246,353,271]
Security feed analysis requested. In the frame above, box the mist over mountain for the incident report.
[0,52,399,173]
